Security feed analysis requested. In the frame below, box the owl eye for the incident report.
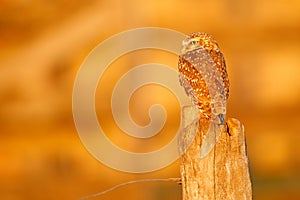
[189,40,198,45]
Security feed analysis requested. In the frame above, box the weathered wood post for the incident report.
[179,106,252,200]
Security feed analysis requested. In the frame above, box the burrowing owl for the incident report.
[178,32,229,123]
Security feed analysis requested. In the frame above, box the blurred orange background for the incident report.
[1,0,300,199]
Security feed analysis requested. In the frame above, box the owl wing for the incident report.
[179,48,227,158]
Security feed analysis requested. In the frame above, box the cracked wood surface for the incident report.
[179,115,252,200]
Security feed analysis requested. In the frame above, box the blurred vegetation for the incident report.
[0,0,300,199]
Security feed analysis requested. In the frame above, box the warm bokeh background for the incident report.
[1,0,300,199]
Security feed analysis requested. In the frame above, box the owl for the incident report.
[178,32,229,123]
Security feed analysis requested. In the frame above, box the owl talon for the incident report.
[218,114,225,126]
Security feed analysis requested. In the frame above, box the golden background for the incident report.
[0,0,299,199]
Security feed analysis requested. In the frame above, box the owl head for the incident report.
[180,32,220,55]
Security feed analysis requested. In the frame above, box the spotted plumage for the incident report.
[178,32,229,122]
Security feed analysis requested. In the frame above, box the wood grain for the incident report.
[179,113,252,200]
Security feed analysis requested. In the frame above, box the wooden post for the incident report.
[179,106,252,200]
